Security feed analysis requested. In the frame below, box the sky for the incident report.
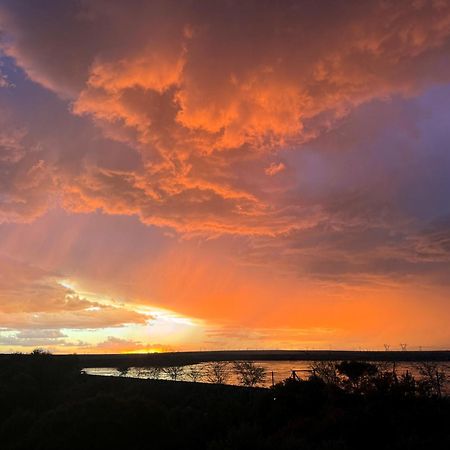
[0,0,449,353]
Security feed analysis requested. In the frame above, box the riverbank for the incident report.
[21,349,449,368]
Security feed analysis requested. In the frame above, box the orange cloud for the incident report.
[70,0,450,153]
[2,1,450,237]
[0,115,55,223]
[89,337,170,354]
[0,256,148,330]
[265,162,286,176]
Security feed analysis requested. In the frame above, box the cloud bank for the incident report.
[0,0,449,350]
[1,0,450,235]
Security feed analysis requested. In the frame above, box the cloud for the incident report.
[405,218,450,264]
[42,1,450,149]
[0,116,55,223]
[265,162,286,176]
[70,0,450,150]
[16,329,67,339]
[204,326,338,349]
[0,329,89,349]
[0,59,13,87]
[0,256,149,330]
[90,337,170,354]
[1,0,450,236]
[0,71,11,88]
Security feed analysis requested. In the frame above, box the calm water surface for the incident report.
[84,360,450,389]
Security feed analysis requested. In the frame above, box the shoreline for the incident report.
[2,349,447,368]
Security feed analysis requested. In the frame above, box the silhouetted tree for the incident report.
[146,366,162,380]
[397,370,417,396]
[185,365,204,382]
[163,366,184,381]
[310,361,340,384]
[336,360,378,391]
[205,361,229,384]
[117,365,130,377]
[135,367,145,378]
[417,362,447,398]
[233,361,266,386]
[31,348,52,356]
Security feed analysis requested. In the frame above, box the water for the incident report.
[83,360,450,389]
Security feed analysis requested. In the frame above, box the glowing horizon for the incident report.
[1,0,450,354]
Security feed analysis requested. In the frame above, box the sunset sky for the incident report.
[0,0,449,353]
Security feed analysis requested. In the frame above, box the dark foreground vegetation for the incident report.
[0,352,449,450]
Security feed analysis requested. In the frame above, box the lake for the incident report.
[83,360,450,389]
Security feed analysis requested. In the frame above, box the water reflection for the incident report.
[83,360,450,389]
